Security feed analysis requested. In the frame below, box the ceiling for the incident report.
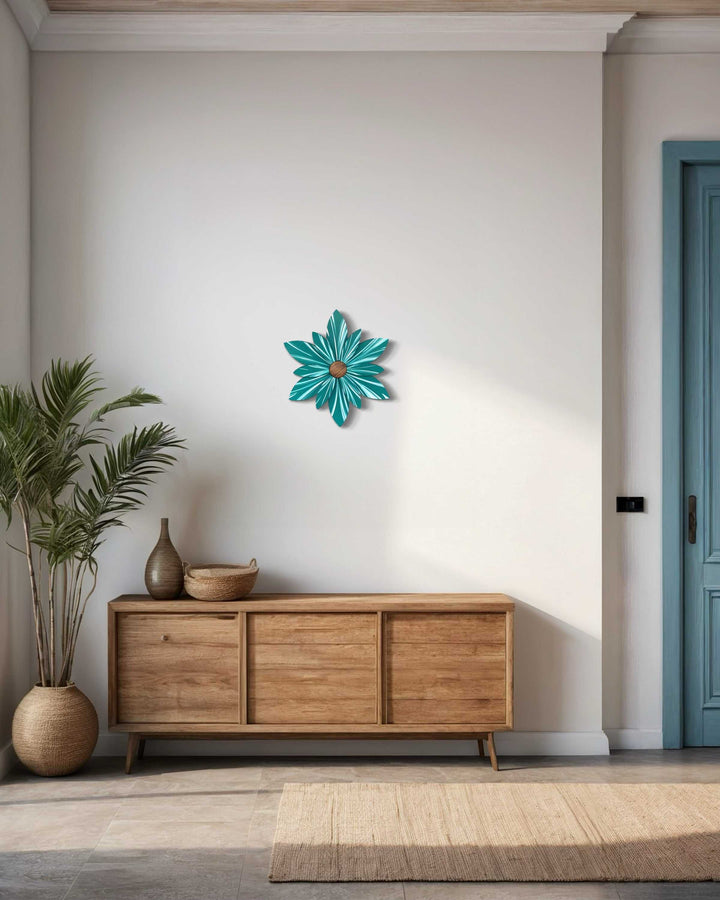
[41,0,720,14]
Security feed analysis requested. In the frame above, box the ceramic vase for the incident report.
[12,684,98,776]
[144,517,183,599]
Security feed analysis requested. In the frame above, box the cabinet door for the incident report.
[386,612,508,725]
[247,613,377,724]
[117,613,240,724]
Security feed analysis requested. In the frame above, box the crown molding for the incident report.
[30,11,633,51]
[5,0,49,44]
[9,3,720,55]
[609,16,720,53]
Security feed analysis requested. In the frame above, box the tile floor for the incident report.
[2,750,720,899]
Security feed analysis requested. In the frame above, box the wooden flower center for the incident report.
[329,361,347,378]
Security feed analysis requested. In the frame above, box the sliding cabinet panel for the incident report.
[386,612,507,725]
[248,613,376,724]
[117,613,240,724]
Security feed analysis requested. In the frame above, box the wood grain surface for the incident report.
[248,613,377,724]
[108,595,514,753]
[116,612,240,723]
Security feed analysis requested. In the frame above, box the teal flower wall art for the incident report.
[285,311,390,427]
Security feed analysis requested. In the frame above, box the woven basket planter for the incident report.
[184,559,259,601]
[12,684,98,777]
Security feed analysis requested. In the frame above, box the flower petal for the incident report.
[294,363,330,377]
[341,328,362,362]
[315,378,335,409]
[327,310,349,361]
[346,337,388,365]
[342,376,363,409]
[329,379,349,426]
[344,372,389,401]
[289,372,329,401]
[285,340,328,366]
[312,332,333,362]
[346,362,384,376]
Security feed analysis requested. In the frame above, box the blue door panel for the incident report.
[684,163,720,746]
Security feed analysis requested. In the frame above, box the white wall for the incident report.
[32,50,605,756]
[603,54,720,749]
[0,0,31,778]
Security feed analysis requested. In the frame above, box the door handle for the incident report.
[689,495,697,544]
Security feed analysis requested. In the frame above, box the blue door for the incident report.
[683,163,720,746]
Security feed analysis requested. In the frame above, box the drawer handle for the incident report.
[160,634,169,642]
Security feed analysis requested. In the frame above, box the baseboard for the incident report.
[496,731,610,756]
[0,740,17,780]
[95,730,610,758]
[605,728,664,750]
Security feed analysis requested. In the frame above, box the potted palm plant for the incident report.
[0,357,183,776]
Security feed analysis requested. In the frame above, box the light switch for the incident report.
[616,497,645,513]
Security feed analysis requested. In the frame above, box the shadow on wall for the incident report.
[512,601,600,734]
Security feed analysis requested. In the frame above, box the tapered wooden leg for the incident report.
[125,734,140,775]
[137,739,146,760]
[487,732,498,772]
[477,735,485,758]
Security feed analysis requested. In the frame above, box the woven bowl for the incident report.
[183,559,259,601]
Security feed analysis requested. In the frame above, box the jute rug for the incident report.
[269,782,720,882]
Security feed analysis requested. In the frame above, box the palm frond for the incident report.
[82,388,164,444]
[0,448,17,525]
[74,423,184,561]
[0,386,50,510]
[30,357,107,503]
[89,388,162,424]
[31,506,88,568]
[33,356,104,441]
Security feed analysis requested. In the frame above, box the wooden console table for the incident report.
[108,594,514,773]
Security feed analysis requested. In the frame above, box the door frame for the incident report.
[662,141,720,748]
